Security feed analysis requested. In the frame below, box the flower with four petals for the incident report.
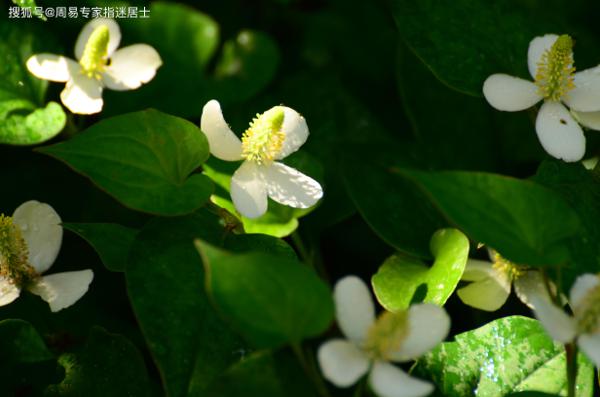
[27,18,162,114]
[483,34,600,162]
[200,99,323,219]
[317,276,450,397]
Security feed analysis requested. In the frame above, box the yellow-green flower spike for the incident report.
[79,25,110,79]
[491,250,525,281]
[575,283,600,334]
[0,215,37,288]
[241,107,286,165]
[535,34,576,101]
[364,311,409,361]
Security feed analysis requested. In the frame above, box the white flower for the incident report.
[200,99,323,219]
[531,273,600,367]
[26,18,162,115]
[457,249,551,311]
[0,201,93,312]
[483,34,600,162]
[317,276,450,397]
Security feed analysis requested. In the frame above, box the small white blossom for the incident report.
[200,100,323,219]
[531,273,600,367]
[457,249,552,311]
[0,201,93,312]
[483,34,600,162]
[317,276,449,397]
[26,19,162,115]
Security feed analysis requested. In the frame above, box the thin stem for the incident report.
[292,343,331,397]
[291,231,329,280]
[291,231,311,263]
[566,342,578,397]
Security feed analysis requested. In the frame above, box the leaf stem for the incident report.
[566,342,578,397]
[291,343,331,397]
[291,231,329,280]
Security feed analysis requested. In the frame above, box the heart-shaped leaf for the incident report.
[198,241,333,348]
[39,109,213,215]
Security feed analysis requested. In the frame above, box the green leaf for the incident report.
[64,223,138,272]
[46,327,153,397]
[0,319,52,363]
[198,241,334,348]
[396,43,498,171]
[0,20,65,144]
[372,228,469,311]
[402,169,581,265]
[507,392,562,397]
[126,212,244,397]
[392,0,600,96]
[0,319,56,395]
[414,316,593,397]
[204,350,316,397]
[342,144,447,258]
[392,0,535,96]
[38,109,213,216]
[532,161,600,289]
[126,211,294,396]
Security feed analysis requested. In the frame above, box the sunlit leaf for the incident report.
[372,228,469,311]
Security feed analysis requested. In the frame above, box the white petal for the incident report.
[483,74,541,111]
[333,276,376,343]
[262,162,323,209]
[528,34,559,79]
[530,295,577,343]
[572,110,600,131]
[569,273,600,308]
[390,304,449,362]
[457,266,511,312]
[230,161,267,219]
[275,107,309,160]
[514,270,553,309]
[369,361,434,397]
[535,101,586,162]
[578,332,600,368]
[102,44,162,91]
[26,54,77,82]
[28,270,94,312]
[200,100,243,161]
[75,18,121,60]
[60,66,104,115]
[0,276,20,306]
[461,259,495,282]
[563,66,600,112]
[317,339,370,388]
[12,200,62,274]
